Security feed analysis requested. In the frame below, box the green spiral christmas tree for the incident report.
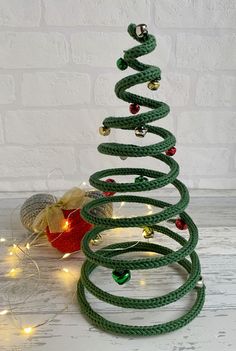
[77,23,205,336]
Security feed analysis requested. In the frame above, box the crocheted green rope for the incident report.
[78,23,205,336]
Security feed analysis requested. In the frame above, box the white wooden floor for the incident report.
[0,190,236,351]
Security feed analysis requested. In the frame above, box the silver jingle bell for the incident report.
[195,276,204,288]
[135,126,148,138]
[135,24,148,38]
[120,155,128,160]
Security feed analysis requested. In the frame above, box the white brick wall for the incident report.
[0,0,235,191]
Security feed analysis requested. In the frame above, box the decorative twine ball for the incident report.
[85,189,113,218]
[20,193,57,232]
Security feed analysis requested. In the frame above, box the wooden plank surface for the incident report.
[0,192,235,350]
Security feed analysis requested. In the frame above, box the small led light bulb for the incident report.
[0,310,8,315]
[62,268,69,273]
[62,253,71,259]
[0,237,6,242]
[63,220,69,231]
[23,327,33,334]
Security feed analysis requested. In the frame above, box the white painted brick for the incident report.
[5,109,112,145]
[77,146,119,181]
[71,31,171,68]
[0,179,84,192]
[95,72,190,107]
[44,0,150,26]
[95,73,124,106]
[175,147,230,176]
[0,74,15,104]
[196,74,236,107]
[177,111,236,144]
[22,72,90,106]
[0,116,4,144]
[155,0,236,28]
[199,178,236,189]
[223,76,236,107]
[0,32,68,68]
[0,0,40,27]
[156,73,190,107]
[71,32,130,67]
[176,33,236,70]
[0,146,76,177]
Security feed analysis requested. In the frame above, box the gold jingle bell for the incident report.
[142,227,154,239]
[147,80,160,91]
[99,125,111,136]
[135,24,148,38]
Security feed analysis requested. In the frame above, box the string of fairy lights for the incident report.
[0,174,159,336]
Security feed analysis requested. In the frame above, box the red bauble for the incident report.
[165,147,177,156]
[175,218,188,230]
[103,178,116,197]
[129,103,140,114]
[46,209,93,253]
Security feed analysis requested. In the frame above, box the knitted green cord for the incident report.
[78,23,205,336]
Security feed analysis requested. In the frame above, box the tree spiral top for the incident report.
[78,23,205,336]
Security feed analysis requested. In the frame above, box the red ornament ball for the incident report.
[103,178,116,197]
[129,103,140,114]
[46,208,93,253]
[175,218,188,230]
[165,147,177,156]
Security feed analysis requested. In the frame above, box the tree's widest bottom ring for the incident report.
[77,228,205,336]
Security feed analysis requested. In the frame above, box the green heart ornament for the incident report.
[112,269,131,285]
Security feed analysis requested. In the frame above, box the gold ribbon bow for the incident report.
[32,187,92,233]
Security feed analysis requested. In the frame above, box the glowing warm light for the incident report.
[139,279,146,286]
[0,309,8,315]
[148,252,157,256]
[7,268,22,277]
[62,268,69,273]
[23,327,33,334]
[62,253,71,259]
[63,220,69,231]
[26,243,30,250]
[82,181,87,186]
[148,210,153,215]
[8,244,18,255]
[121,202,125,207]
[147,205,152,210]
[0,237,6,242]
